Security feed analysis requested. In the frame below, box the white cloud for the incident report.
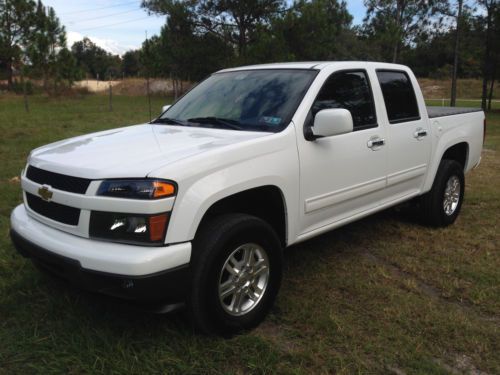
[66,31,138,56]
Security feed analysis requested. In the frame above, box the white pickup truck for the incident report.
[10,62,485,334]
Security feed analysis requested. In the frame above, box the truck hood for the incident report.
[28,124,270,179]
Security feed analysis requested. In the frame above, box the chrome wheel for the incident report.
[443,175,461,216]
[218,243,270,316]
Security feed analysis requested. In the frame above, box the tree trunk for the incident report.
[482,77,489,111]
[392,42,399,63]
[146,75,152,121]
[43,68,49,93]
[488,65,496,111]
[487,78,494,111]
[239,31,246,59]
[21,74,29,113]
[7,59,14,90]
[451,0,463,107]
[481,2,493,110]
[392,0,403,63]
[109,82,113,112]
[237,16,247,60]
[173,75,178,101]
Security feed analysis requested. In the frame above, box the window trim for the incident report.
[307,69,379,132]
[375,69,421,124]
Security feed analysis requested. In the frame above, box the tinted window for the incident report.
[311,71,377,130]
[376,70,420,123]
[161,69,318,132]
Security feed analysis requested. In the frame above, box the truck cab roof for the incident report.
[217,61,411,73]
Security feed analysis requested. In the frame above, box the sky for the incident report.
[43,0,367,55]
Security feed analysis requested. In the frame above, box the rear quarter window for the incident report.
[376,70,420,124]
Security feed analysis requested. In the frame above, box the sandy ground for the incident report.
[74,80,121,92]
[72,78,182,95]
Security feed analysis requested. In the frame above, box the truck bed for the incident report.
[426,106,483,119]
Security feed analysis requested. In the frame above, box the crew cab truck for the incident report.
[10,62,484,334]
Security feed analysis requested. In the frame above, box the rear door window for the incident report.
[376,70,420,124]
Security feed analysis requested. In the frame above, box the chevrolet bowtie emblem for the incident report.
[38,185,53,202]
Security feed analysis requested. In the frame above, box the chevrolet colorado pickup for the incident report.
[10,62,485,334]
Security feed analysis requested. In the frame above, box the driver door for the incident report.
[297,69,389,236]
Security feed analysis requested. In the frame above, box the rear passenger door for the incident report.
[375,70,431,201]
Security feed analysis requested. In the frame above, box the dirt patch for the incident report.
[72,78,193,96]
[73,80,121,93]
[433,354,491,375]
[387,366,407,375]
[8,176,20,184]
[418,78,499,100]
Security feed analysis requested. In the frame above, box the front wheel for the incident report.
[421,159,465,227]
[188,214,283,335]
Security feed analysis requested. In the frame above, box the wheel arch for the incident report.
[194,185,288,248]
[164,176,292,247]
[423,139,470,193]
[441,142,469,170]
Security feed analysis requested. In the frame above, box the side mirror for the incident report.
[162,105,171,113]
[311,108,353,138]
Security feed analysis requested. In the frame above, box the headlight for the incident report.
[89,211,169,245]
[97,179,176,199]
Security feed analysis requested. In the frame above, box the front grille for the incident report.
[26,193,80,226]
[26,165,91,194]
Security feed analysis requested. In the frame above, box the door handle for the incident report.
[367,137,385,150]
[414,128,428,139]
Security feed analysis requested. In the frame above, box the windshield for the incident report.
[158,69,318,132]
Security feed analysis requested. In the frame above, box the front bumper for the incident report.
[10,205,192,302]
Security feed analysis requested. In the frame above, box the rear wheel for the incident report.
[421,159,465,227]
[188,214,283,335]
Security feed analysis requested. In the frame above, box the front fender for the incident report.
[166,173,292,245]
[151,125,301,246]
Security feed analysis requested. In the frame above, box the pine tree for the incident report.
[0,0,37,88]
[26,1,65,91]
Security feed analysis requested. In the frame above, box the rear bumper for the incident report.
[10,204,192,302]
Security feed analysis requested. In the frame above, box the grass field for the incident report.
[0,95,499,374]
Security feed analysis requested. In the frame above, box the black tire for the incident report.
[421,159,465,227]
[188,214,283,335]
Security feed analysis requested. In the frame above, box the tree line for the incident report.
[1,0,499,109]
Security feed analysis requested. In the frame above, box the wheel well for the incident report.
[442,142,468,170]
[197,186,287,246]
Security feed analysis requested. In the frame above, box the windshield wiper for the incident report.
[186,117,243,130]
[151,117,189,126]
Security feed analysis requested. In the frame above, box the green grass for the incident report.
[1,95,499,374]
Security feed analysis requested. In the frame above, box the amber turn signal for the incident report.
[153,181,176,198]
[149,213,169,241]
